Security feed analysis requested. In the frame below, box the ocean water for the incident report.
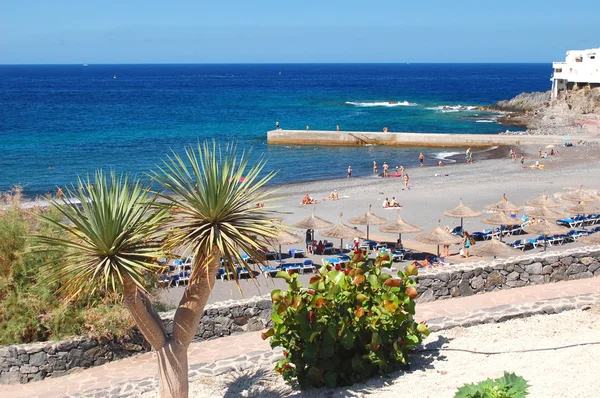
[0,63,551,197]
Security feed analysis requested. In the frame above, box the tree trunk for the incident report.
[157,339,189,398]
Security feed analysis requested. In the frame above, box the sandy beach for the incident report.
[157,141,600,307]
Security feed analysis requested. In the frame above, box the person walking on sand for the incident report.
[57,187,64,199]
[419,153,424,167]
[373,161,378,173]
[383,162,389,177]
[538,147,542,158]
[462,231,473,257]
[403,173,410,190]
[399,165,404,175]
[347,165,352,178]
[520,154,525,168]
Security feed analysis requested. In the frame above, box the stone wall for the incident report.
[415,246,600,303]
[2,246,599,384]
[0,295,273,385]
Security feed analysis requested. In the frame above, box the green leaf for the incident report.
[324,372,337,388]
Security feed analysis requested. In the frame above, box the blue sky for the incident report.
[1,0,598,64]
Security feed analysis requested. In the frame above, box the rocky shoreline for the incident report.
[482,87,600,137]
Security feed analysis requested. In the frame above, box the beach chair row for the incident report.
[557,214,600,228]
[509,227,600,250]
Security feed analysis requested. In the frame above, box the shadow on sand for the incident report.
[220,335,450,397]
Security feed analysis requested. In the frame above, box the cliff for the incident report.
[490,87,600,133]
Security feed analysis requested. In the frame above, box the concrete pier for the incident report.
[267,130,599,148]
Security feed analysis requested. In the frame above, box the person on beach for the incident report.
[316,240,324,255]
[462,231,473,257]
[275,121,280,130]
[382,197,390,208]
[538,147,542,158]
[347,165,352,178]
[383,127,389,132]
[399,165,404,175]
[403,173,410,190]
[443,226,451,257]
[383,162,389,177]
[306,125,310,131]
[373,161,377,173]
[520,154,525,168]
[438,160,443,167]
[57,187,64,198]
[305,230,313,254]
[336,124,340,132]
[419,153,424,166]
[391,197,400,207]
[353,237,360,250]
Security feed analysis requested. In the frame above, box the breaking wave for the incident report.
[345,101,417,107]
[426,105,478,113]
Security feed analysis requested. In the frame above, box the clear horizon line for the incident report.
[0,61,552,66]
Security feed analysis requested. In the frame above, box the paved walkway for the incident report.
[5,277,600,398]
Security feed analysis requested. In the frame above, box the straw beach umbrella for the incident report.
[486,194,522,213]
[320,213,366,251]
[481,212,522,242]
[294,207,334,230]
[578,234,600,245]
[470,237,522,259]
[525,206,568,221]
[414,224,463,257]
[566,202,600,215]
[348,205,388,240]
[444,199,481,229]
[524,220,569,251]
[265,230,304,261]
[526,194,561,208]
[560,186,599,203]
[379,215,422,248]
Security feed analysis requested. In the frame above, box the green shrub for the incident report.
[263,250,429,388]
[0,187,136,345]
[455,372,529,398]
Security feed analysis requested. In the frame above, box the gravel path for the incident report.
[149,307,600,398]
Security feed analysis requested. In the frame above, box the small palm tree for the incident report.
[149,141,279,396]
[38,143,279,397]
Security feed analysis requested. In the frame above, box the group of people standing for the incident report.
[372,161,410,189]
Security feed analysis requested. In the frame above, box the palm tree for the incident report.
[39,143,279,397]
[149,141,279,397]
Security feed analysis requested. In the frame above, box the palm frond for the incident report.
[151,141,281,282]
[34,171,169,299]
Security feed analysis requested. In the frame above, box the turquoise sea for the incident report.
[0,63,552,197]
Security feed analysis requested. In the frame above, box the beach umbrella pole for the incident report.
[366,225,370,240]
[461,218,464,230]
[398,233,403,249]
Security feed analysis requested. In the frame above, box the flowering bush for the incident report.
[262,250,429,388]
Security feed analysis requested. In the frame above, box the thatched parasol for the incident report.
[415,224,463,256]
[524,220,569,251]
[481,212,522,242]
[265,230,303,261]
[444,199,481,229]
[578,234,600,245]
[348,205,388,240]
[320,213,366,250]
[470,237,523,259]
[526,194,561,208]
[294,207,334,230]
[525,206,568,221]
[486,193,522,213]
[566,202,600,215]
[379,215,422,248]
[560,186,599,203]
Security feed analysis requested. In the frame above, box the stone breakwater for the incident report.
[415,246,600,303]
[2,246,599,384]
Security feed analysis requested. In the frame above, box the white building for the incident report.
[551,48,600,98]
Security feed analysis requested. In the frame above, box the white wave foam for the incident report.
[345,101,417,107]
[475,120,495,123]
[434,151,461,163]
[426,105,477,113]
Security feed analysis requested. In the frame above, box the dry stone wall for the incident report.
[2,246,599,384]
[415,246,600,303]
